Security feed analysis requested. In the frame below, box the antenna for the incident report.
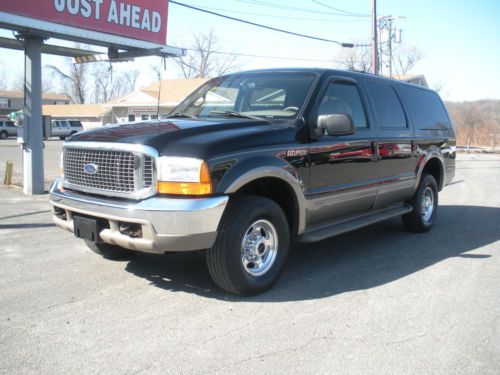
[156,57,166,119]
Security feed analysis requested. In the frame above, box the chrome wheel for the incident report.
[241,219,278,276]
[421,187,434,222]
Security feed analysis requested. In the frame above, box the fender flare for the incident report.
[415,150,446,191]
[217,157,308,235]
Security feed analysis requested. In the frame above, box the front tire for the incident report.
[402,174,438,233]
[206,195,290,295]
[84,240,133,260]
[0,131,7,139]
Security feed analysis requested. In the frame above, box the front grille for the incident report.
[143,156,154,187]
[63,147,155,198]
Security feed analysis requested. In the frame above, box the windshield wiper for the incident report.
[164,112,197,119]
[210,110,270,123]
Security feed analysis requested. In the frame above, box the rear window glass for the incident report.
[398,86,450,130]
[367,81,407,129]
[69,121,82,127]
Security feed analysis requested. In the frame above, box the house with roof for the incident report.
[11,78,208,129]
[393,74,428,87]
[0,90,69,117]
[42,104,112,129]
[108,78,208,123]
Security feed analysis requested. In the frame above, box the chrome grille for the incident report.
[143,156,153,187]
[63,145,156,199]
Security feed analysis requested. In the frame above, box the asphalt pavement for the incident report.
[0,150,499,374]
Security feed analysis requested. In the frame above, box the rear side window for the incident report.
[6,121,15,127]
[398,86,451,130]
[69,121,82,128]
[318,81,367,128]
[367,81,407,129]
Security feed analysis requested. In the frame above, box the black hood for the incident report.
[67,119,296,159]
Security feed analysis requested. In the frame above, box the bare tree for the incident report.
[338,45,372,72]
[393,46,423,75]
[446,100,500,147]
[47,58,89,104]
[0,66,8,91]
[150,61,165,82]
[48,58,139,104]
[122,69,140,92]
[336,43,423,77]
[174,30,240,79]
[430,80,446,95]
[91,63,140,102]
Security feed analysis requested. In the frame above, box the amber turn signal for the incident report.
[157,161,213,195]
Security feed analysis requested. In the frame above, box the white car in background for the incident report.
[51,120,84,140]
[0,120,17,139]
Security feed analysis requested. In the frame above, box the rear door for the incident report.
[363,80,417,208]
[307,76,379,226]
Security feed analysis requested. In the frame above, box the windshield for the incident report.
[173,72,317,120]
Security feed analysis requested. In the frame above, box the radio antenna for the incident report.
[156,57,166,119]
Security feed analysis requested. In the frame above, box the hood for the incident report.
[67,118,295,159]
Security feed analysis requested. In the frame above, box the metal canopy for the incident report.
[0,36,103,58]
[0,12,184,59]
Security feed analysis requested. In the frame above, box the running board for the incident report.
[298,204,413,243]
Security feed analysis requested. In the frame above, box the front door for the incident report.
[306,77,379,227]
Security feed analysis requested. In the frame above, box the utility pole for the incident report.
[378,15,404,78]
[371,0,378,75]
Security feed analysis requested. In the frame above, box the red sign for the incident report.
[1,0,169,45]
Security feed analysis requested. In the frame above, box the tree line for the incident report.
[445,100,500,147]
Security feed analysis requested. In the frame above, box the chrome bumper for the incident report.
[49,178,229,253]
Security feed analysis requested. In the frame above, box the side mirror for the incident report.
[317,114,355,136]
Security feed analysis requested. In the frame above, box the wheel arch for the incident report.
[416,153,445,191]
[219,161,307,237]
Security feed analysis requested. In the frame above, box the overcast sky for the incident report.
[1,0,499,102]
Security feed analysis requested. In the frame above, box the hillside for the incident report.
[445,100,500,147]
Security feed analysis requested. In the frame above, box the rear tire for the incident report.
[402,174,438,233]
[0,131,7,139]
[59,136,66,140]
[84,240,133,260]
[206,195,290,295]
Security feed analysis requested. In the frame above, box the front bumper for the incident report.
[49,178,229,253]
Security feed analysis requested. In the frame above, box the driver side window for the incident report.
[318,81,367,128]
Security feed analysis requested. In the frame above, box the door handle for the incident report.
[371,142,380,161]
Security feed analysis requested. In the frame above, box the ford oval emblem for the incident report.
[83,163,98,174]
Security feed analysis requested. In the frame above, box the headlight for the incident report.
[156,156,212,195]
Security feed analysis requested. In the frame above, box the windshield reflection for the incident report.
[172,72,317,120]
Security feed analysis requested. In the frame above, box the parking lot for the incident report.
[1,140,499,374]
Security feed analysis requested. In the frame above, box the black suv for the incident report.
[50,69,456,295]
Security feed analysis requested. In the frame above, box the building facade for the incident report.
[0,91,69,117]
[108,78,208,123]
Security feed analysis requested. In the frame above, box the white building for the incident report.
[108,78,208,123]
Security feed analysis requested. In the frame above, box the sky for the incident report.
[0,0,499,102]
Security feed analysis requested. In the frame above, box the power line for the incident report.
[310,0,370,17]
[181,4,369,23]
[233,0,369,17]
[185,48,353,63]
[170,1,367,48]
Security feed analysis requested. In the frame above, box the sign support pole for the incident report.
[23,35,45,195]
